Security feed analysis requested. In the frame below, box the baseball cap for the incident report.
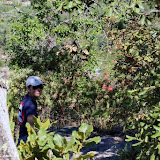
[26,76,44,87]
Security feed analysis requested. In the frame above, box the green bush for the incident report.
[107,20,160,129]
[8,65,114,128]
[17,116,101,160]
[125,103,160,159]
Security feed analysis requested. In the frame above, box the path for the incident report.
[53,126,132,160]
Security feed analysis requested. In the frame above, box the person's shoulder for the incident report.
[22,94,30,101]
[22,94,34,105]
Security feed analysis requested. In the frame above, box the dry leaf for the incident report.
[83,49,89,55]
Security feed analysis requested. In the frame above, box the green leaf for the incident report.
[140,122,145,127]
[68,1,74,9]
[72,131,81,139]
[138,89,147,96]
[125,135,136,141]
[102,110,110,117]
[106,8,113,17]
[151,132,160,138]
[29,133,36,144]
[157,144,160,154]
[53,134,67,149]
[84,136,101,147]
[38,129,47,146]
[76,152,95,159]
[33,116,41,129]
[26,123,36,136]
[77,123,94,139]
[146,19,152,26]
[10,122,15,131]
[139,16,146,26]
[132,141,142,146]
[67,143,79,153]
[41,119,50,130]
[145,136,149,142]
[79,123,93,138]
[47,136,55,149]
[138,3,144,10]
[57,2,64,11]
[53,134,63,147]
[38,129,46,138]
[64,153,70,160]
[65,136,75,149]
[78,8,83,14]
[150,153,156,160]
[52,158,63,160]
[134,8,140,14]
[75,0,81,4]
[77,131,84,139]
[79,123,88,133]
[153,125,160,131]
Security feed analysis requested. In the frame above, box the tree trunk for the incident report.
[0,67,20,160]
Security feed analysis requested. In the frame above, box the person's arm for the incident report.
[27,115,34,127]
[25,100,38,127]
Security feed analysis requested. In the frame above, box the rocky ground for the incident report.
[53,126,132,160]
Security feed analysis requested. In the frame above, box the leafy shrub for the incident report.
[8,65,114,128]
[7,0,160,138]
[8,43,115,128]
[107,21,160,129]
[125,103,160,159]
[17,116,101,160]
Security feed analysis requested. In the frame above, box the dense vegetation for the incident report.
[1,0,160,159]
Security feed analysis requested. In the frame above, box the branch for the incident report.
[0,9,15,14]
[0,73,5,79]
[146,9,160,15]
[127,85,160,94]
[102,21,111,55]
[59,19,70,25]
[0,1,35,17]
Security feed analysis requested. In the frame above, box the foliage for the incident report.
[17,116,101,160]
[7,0,108,127]
[5,0,160,159]
[110,21,160,129]
[97,0,160,129]
[10,107,15,137]
[125,103,160,159]
[8,68,34,113]
[0,0,35,54]
[8,66,113,128]
[118,145,139,160]
[7,0,104,72]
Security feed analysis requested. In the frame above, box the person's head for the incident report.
[26,76,44,99]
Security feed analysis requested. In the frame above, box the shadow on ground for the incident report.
[53,126,132,160]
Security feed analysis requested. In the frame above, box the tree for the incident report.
[7,0,106,123]
[0,67,19,160]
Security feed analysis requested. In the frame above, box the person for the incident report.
[17,76,44,145]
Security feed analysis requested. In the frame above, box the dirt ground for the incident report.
[53,126,132,160]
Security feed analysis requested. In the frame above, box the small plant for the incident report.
[17,116,101,160]
[118,145,140,160]
[125,103,160,160]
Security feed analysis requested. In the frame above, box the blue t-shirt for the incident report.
[18,94,38,138]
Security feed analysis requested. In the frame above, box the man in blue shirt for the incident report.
[18,76,44,145]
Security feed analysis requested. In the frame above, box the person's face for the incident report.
[27,84,43,98]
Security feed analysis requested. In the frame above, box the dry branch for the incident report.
[146,9,160,15]
[0,1,35,17]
